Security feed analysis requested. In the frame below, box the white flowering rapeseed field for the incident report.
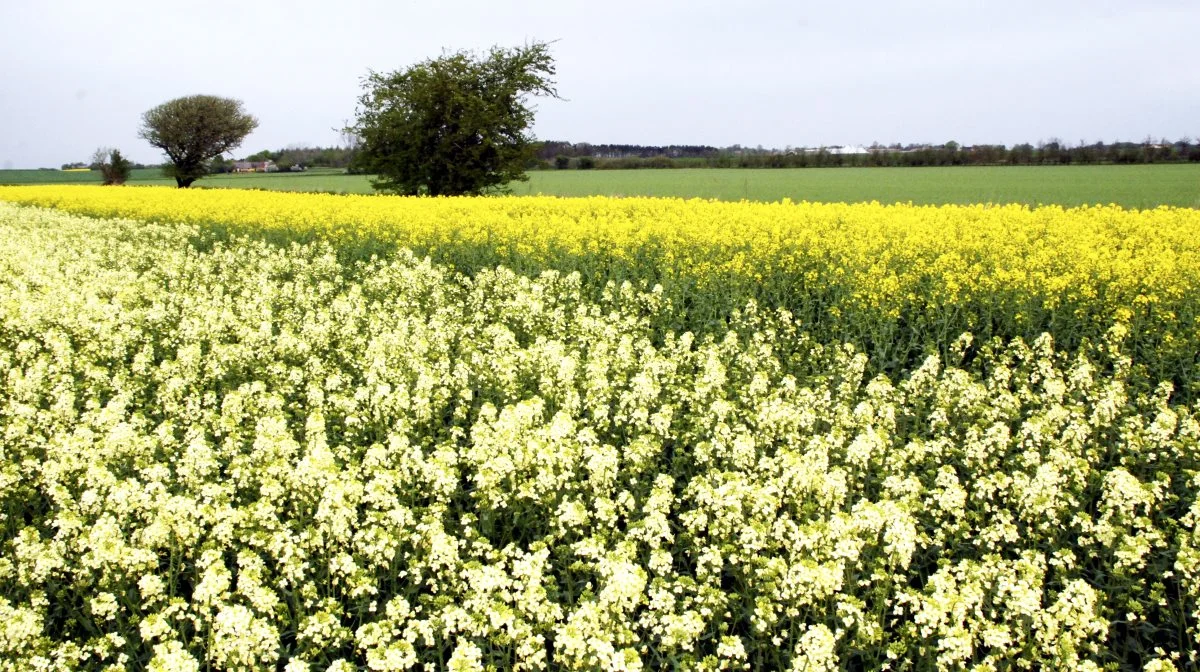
[1,195,1199,670]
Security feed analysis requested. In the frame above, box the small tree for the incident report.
[554,155,570,170]
[246,149,276,162]
[91,147,132,185]
[139,95,258,187]
[348,41,559,195]
[209,155,231,174]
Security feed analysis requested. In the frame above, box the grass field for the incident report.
[0,167,171,185]
[2,164,1198,207]
[515,164,1200,208]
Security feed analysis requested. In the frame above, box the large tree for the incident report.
[348,41,558,196]
[139,95,258,188]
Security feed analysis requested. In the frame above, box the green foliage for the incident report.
[348,41,559,196]
[576,156,595,170]
[139,95,258,188]
[554,155,570,170]
[245,149,275,162]
[104,149,131,185]
[209,155,232,174]
[90,147,133,185]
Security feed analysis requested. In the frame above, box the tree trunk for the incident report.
[176,176,195,188]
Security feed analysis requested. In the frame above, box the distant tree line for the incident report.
[536,141,722,160]
[210,146,358,173]
[114,135,1200,177]
[533,138,1200,169]
[61,159,157,171]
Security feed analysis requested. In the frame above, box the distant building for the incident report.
[798,145,871,155]
[232,160,277,173]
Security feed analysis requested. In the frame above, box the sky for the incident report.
[1,0,1198,168]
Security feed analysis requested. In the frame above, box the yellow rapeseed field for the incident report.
[1,185,1198,394]
[1,191,1199,670]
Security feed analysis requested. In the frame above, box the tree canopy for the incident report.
[139,95,258,188]
[91,147,131,185]
[348,41,558,196]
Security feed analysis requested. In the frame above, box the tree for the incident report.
[1010,143,1035,165]
[91,147,132,185]
[139,95,258,187]
[347,41,559,196]
[209,155,232,174]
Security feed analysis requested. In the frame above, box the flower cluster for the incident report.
[0,201,1198,670]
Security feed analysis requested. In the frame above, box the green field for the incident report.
[3,164,1198,207]
[0,167,172,185]
[515,164,1200,207]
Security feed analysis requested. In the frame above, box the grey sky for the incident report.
[2,0,1197,168]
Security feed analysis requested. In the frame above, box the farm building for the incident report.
[232,160,278,173]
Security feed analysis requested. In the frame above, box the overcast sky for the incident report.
[2,0,1197,168]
